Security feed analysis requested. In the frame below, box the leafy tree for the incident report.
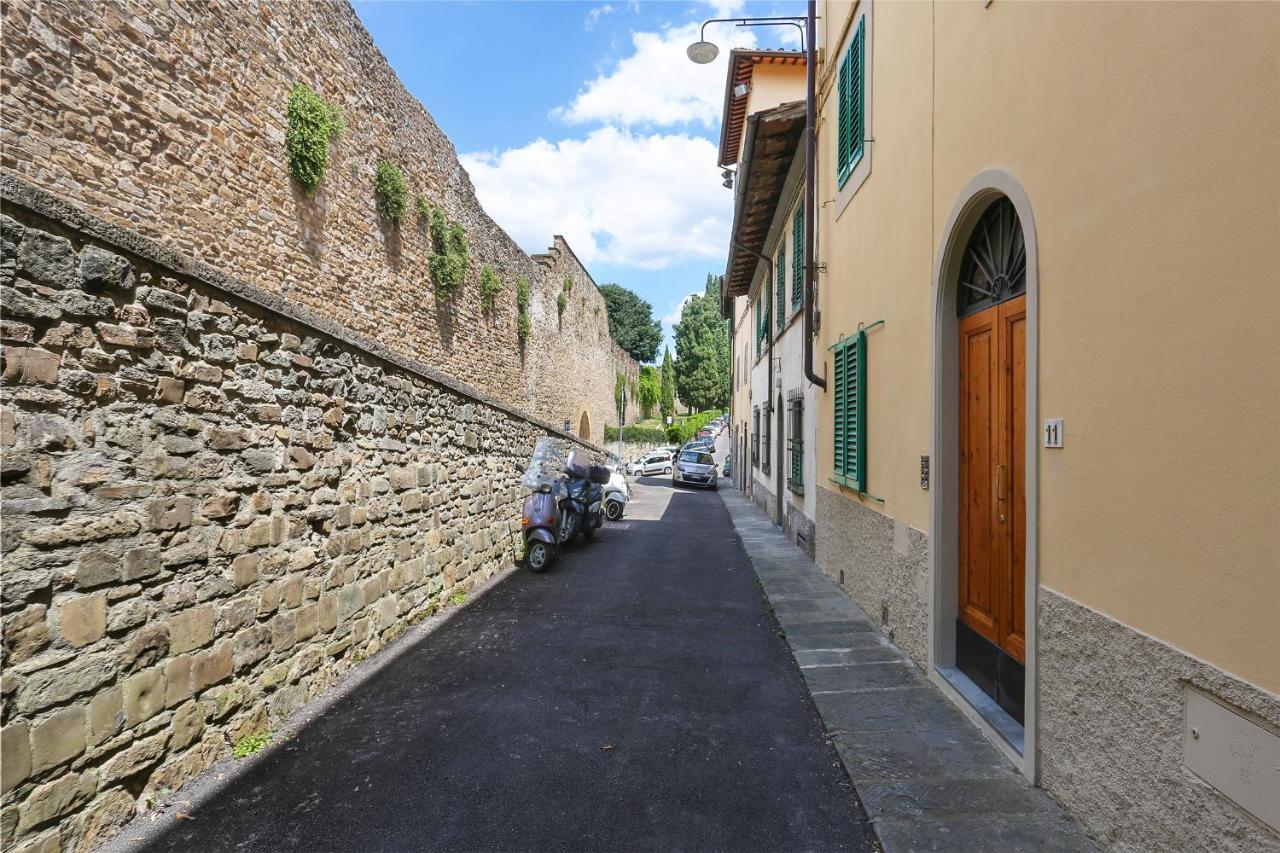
[614,372,626,419]
[637,366,660,419]
[673,274,730,411]
[600,283,662,363]
[659,347,675,420]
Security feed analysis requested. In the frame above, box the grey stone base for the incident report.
[787,499,816,559]
[751,480,776,523]
[814,487,930,669]
[1039,588,1280,851]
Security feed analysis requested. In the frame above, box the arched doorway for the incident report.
[930,170,1039,773]
[578,411,591,441]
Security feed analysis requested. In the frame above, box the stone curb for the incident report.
[0,172,601,454]
[93,559,521,853]
[716,486,1097,852]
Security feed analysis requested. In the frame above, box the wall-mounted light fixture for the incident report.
[721,168,735,189]
[733,82,750,98]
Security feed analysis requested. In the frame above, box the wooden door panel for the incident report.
[999,297,1027,663]
[958,310,998,644]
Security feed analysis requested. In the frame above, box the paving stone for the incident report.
[833,727,1015,784]
[802,661,920,694]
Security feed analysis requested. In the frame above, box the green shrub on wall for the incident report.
[375,162,407,221]
[666,409,721,444]
[605,425,669,444]
[556,292,568,317]
[415,195,431,220]
[563,276,573,293]
[515,276,531,342]
[286,83,345,192]
[429,207,469,297]
[479,266,502,310]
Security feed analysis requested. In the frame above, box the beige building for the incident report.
[809,0,1279,849]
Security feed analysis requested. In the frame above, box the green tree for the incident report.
[637,366,660,419]
[659,347,676,420]
[600,283,663,363]
[673,274,730,412]
[614,372,626,420]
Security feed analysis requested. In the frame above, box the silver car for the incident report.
[672,449,718,490]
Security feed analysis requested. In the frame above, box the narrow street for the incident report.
[141,446,876,852]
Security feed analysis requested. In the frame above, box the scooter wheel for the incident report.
[605,501,624,521]
[525,541,555,573]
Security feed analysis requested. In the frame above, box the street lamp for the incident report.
[687,4,826,392]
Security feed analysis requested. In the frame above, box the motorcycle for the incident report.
[518,437,610,572]
[603,467,630,521]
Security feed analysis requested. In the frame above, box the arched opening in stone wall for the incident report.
[579,411,591,441]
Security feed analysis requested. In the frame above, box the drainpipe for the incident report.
[804,0,826,391]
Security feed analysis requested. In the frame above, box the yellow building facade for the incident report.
[812,1,1279,848]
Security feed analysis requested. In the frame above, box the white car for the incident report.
[628,451,674,476]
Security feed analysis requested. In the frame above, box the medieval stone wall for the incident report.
[0,0,639,442]
[0,177,607,852]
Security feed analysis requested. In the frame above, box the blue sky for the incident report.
[352,0,802,361]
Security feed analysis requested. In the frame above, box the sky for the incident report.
[351,0,803,361]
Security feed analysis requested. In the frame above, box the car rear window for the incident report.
[680,451,714,465]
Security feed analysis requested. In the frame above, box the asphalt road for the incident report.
[146,460,875,852]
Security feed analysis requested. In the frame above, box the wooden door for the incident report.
[958,295,1026,664]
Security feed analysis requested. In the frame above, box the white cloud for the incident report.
[553,21,756,128]
[662,291,699,330]
[461,127,729,270]
[702,0,747,17]
[585,3,638,29]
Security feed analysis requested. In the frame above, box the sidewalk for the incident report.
[718,486,1096,852]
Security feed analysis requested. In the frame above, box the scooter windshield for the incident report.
[522,436,572,492]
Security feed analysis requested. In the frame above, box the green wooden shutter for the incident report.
[755,297,762,358]
[791,206,804,309]
[836,20,866,190]
[775,243,786,331]
[831,331,867,491]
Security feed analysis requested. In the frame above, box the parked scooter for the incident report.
[604,467,630,520]
[518,437,610,572]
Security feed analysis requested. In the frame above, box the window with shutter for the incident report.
[788,398,804,493]
[836,20,866,190]
[791,206,804,309]
[755,297,762,358]
[831,330,867,491]
[775,242,786,331]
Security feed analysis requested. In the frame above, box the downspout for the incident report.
[804,0,826,391]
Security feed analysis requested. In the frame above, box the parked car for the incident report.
[628,451,673,477]
[672,449,718,490]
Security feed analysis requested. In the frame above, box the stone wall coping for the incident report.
[0,171,602,453]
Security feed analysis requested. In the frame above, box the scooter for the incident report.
[604,467,630,521]
[562,452,611,542]
[518,438,610,572]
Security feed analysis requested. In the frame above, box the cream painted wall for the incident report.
[815,0,1280,689]
[737,63,808,163]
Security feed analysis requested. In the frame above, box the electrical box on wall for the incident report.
[1183,686,1280,832]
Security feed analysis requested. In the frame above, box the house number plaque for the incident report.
[1043,418,1064,448]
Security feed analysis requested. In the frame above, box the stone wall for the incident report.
[0,178,601,853]
[0,0,639,442]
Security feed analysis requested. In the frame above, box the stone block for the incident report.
[16,653,115,714]
[75,788,136,852]
[164,655,194,707]
[123,666,166,726]
[17,229,75,289]
[193,641,233,691]
[31,706,85,772]
[271,611,297,652]
[16,770,96,834]
[233,625,270,671]
[3,605,50,664]
[317,594,338,633]
[2,347,60,385]
[121,546,161,581]
[257,581,281,616]
[23,510,140,548]
[75,550,120,589]
[1,723,31,794]
[147,496,192,530]
[282,575,303,608]
[79,245,135,291]
[169,700,205,751]
[154,376,184,404]
[118,623,169,673]
[88,685,123,746]
[167,604,214,654]
[0,286,60,322]
[296,604,318,642]
[98,731,165,786]
[58,593,107,648]
[231,554,259,588]
[11,828,60,853]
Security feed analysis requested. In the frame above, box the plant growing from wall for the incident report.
[415,195,431,221]
[479,265,502,311]
[563,276,573,293]
[286,83,345,192]
[429,207,469,297]
[375,161,407,221]
[515,275,531,342]
[556,291,568,317]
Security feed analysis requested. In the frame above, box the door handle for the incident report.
[996,464,1008,523]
